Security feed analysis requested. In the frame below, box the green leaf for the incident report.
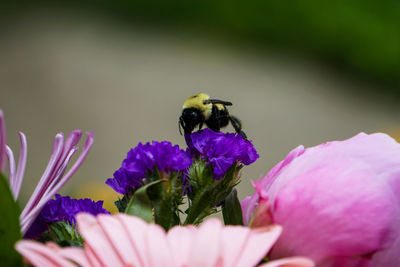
[124,180,164,222]
[222,188,243,225]
[0,172,22,266]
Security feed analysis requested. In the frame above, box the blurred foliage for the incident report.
[2,0,400,91]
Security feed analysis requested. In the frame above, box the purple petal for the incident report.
[0,110,6,172]
[5,146,16,193]
[14,132,27,199]
[26,194,109,238]
[21,132,94,235]
[187,129,259,180]
[107,140,191,194]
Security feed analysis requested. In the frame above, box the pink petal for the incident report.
[43,132,94,203]
[14,132,27,199]
[167,226,195,267]
[15,240,76,267]
[246,132,400,265]
[235,225,282,267]
[240,194,259,226]
[220,226,250,267]
[20,133,64,223]
[117,214,150,267]
[97,214,142,267]
[259,257,315,267]
[189,218,222,267]
[58,247,91,267]
[270,166,397,261]
[21,132,94,235]
[250,199,274,227]
[145,224,173,267]
[5,146,16,194]
[84,245,103,267]
[77,213,124,267]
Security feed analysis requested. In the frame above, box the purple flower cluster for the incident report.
[187,129,259,179]
[25,194,109,238]
[106,141,192,195]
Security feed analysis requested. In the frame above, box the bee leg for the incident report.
[229,115,247,139]
[179,117,184,135]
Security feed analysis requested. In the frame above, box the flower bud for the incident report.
[242,133,400,266]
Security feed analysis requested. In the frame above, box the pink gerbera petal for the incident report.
[15,241,76,267]
[235,225,282,267]
[167,226,195,266]
[77,213,124,267]
[189,218,222,267]
[16,214,314,267]
[146,224,173,267]
[97,214,141,267]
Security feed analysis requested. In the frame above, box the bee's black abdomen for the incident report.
[206,105,229,131]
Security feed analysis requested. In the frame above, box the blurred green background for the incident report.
[3,0,400,89]
[1,1,399,212]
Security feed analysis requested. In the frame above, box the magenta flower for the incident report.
[0,110,94,236]
[16,213,314,267]
[241,133,400,266]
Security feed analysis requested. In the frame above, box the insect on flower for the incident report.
[179,93,247,139]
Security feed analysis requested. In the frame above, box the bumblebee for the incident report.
[179,93,247,139]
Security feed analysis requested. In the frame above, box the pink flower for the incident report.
[241,133,400,266]
[16,213,314,267]
[0,110,94,235]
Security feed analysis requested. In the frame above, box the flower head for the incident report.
[242,133,400,266]
[187,129,259,179]
[106,141,192,194]
[25,194,109,238]
[16,213,314,267]
[0,110,94,235]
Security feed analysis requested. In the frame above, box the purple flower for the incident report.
[25,194,109,238]
[187,129,259,179]
[106,141,192,194]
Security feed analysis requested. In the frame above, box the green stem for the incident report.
[153,174,182,230]
[184,188,213,225]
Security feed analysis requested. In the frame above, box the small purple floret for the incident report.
[106,141,192,195]
[25,194,109,238]
[187,129,259,179]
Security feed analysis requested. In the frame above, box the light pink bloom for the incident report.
[0,110,94,235]
[16,213,314,267]
[241,133,400,267]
